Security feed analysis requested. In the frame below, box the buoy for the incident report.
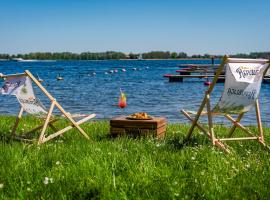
[56,74,63,81]
[37,74,43,83]
[204,81,211,86]
[121,69,126,72]
[114,69,118,73]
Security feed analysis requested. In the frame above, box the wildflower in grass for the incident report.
[56,161,61,165]
[43,177,53,185]
[0,183,4,189]
[50,178,54,183]
[191,156,195,160]
[44,177,49,185]
[245,163,250,168]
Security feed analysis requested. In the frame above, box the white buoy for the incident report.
[37,74,43,82]
[56,74,63,81]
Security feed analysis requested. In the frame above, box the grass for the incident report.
[0,115,270,199]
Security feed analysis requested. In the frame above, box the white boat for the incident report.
[12,58,38,62]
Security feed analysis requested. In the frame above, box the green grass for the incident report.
[0,115,270,199]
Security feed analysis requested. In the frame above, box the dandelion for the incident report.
[0,183,4,189]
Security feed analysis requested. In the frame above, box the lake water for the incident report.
[0,60,270,125]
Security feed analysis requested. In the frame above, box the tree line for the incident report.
[0,51,270,60]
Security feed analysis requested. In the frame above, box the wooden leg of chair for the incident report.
[206,94,215,145]
[54,102,90,139]
[42,114,95,143]
[227,113,244,138]
[21,118,58,138]
[225,115,256,137]
[182,110,230,153]
[185,93,208,140]
[255,99,264,143]
[11,107,24,136]
[38,102,55,144]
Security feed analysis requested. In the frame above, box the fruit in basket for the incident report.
[129,112,151,119]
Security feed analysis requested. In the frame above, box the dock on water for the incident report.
[164,63,270,83]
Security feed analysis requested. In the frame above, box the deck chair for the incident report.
[181,55,270,153]
[0,70,96,144]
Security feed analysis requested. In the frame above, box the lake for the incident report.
[0,60,270,125]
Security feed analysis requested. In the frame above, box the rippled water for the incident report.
[0,60,269,125]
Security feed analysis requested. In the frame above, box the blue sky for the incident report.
[0,0,269,55]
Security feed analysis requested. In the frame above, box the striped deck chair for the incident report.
[181,55,270,153]
[0,70,96,144]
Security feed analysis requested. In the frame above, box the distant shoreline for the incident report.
[0,58,217,62]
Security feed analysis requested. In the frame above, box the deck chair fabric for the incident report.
[181,56,270,153]
[0,70,96,144]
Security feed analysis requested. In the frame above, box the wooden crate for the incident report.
[110,116,167,139]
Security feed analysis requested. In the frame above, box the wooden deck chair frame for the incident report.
[1,70,96,144]
[181,55,270,153]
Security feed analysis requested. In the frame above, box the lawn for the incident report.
[0,115,270,199]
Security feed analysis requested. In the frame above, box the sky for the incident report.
[0,0,270,55]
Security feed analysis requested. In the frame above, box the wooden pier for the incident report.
[164,63,270,83]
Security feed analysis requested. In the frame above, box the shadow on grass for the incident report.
[0,131,14,144]
[166,136,202,151]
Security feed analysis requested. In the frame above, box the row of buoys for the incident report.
[103,67,149,75]
[36,74,63,83]
[36,66,150,82]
